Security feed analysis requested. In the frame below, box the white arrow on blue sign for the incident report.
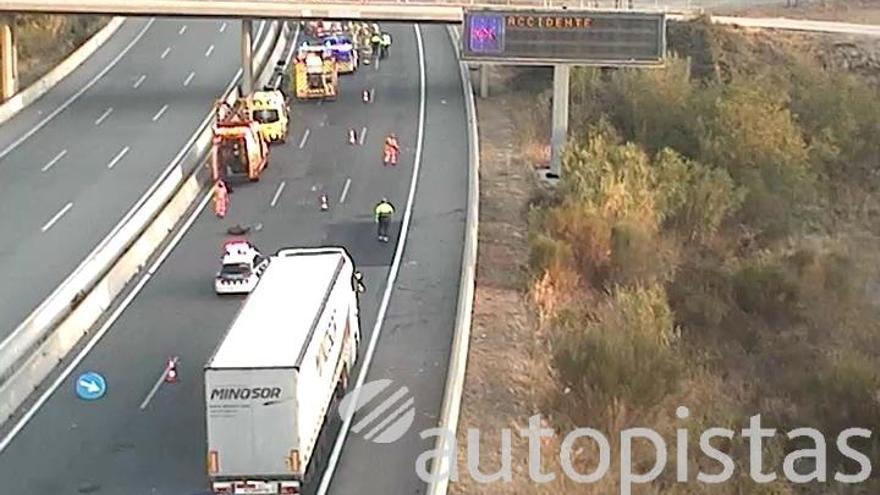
[75,372,107,400]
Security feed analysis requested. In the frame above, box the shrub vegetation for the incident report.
[524,18,880,493]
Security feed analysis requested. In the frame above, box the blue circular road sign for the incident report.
[75,372,107,401]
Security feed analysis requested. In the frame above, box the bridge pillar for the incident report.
[241,19,254,95]
[0,16,18,101]
[548,64,570,179]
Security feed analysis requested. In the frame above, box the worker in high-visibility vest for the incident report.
[380,32,392,59]
[213,179,229,218]
[370,32,382,62]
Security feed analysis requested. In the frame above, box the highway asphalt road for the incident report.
[0,17,267,339]
[0,22,468,495]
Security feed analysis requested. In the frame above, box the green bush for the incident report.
[653,148,745,243]
[553,285,683,409]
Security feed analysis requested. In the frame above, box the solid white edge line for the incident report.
[270,181,286,208]
[0,191,211,454]
[298,128,310,149]
[0,18,155,162]
[152,104,169,122]
[41,149,68,172]
[316,23,427,495]
[425,25,481,495]
[339,178,351,204]
[106,146,130,169]
[40,202,74,232]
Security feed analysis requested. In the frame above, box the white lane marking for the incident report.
[41,149,67,172]
[375,54,381,70]
[370,88,375,101]
[0,191,211,454]
[339,178,351,204]
[358,126,367,145]
[220,21,227,33]
[139,359,175,410]
[151,104,168,122]
[178,25,187,35]
[317,23,428,495]
[107,146,130,169]
[160,46,171,59]
[0,22,299,453]
[0,19,154,162]
[205,44,215,58]
[183,71,195,87]
[94,107,113,125]
[270,181,286,208]
[40,202,74,232]
[133,74,147,89]
[298,128,310,149]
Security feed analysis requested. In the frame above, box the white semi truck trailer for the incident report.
[204,247,365,495]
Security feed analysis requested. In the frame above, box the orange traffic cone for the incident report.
[165,358,178,383]
[349,128,357,145]
[320,194,329,211]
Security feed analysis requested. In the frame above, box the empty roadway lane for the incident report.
[0,22,468,495]
[0,18,268,339]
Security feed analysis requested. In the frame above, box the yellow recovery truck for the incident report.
[293,44,338,101]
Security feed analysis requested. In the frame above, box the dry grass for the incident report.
[14,15,109,89]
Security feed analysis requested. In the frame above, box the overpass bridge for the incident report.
[0,0,709,22]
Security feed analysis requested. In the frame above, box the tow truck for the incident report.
[293,43,338,101]
[215,240,269,295]
[211,99,269,182]
[322,34,358,73]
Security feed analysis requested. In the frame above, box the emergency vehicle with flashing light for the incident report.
[214,240,269,295]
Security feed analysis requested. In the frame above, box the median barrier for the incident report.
[424,25,480,495]
[0,16,125,126]
[0,20,293,425]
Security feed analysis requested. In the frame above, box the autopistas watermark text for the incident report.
[415,407,873,494]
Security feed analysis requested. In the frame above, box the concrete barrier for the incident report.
[425,25,480,495]
[0,20,292,425]
[0,16,125,126]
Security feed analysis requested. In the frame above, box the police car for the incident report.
[215,240,269,295]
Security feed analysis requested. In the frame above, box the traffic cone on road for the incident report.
[349,128,357,145]
[320,194,329,211]
[165,358,179,383]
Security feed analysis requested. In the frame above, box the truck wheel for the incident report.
[336,367,348,398]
